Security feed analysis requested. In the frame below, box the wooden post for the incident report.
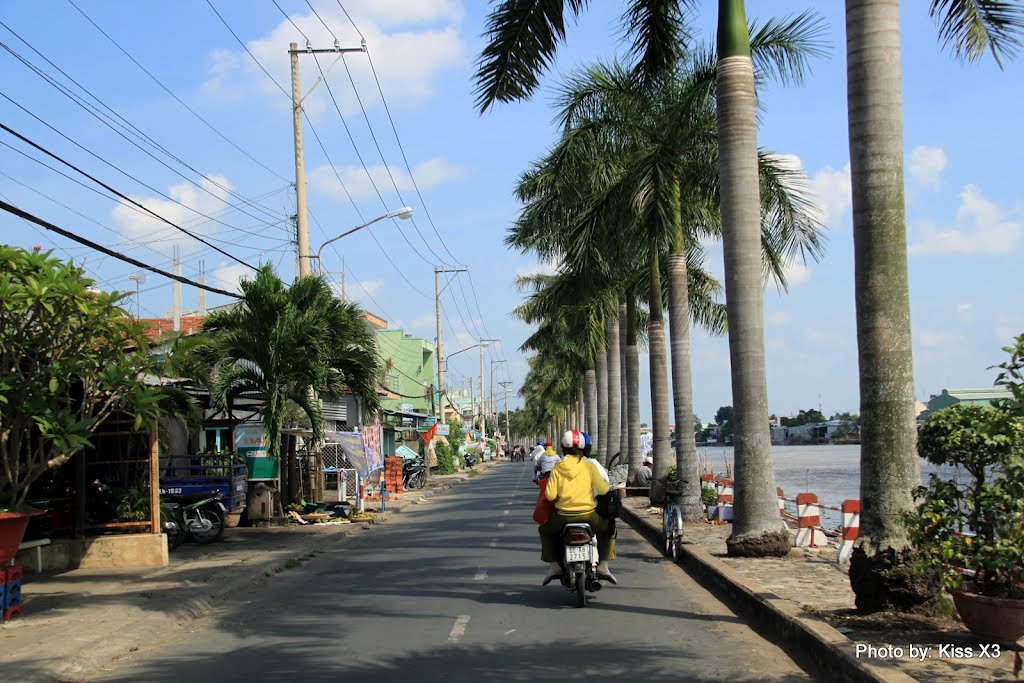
[149,420,160,534]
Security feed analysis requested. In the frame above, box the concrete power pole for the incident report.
[172,245,182,331]
[499,380,512,442]
[434,267,466,423]
[289,40,365,279]
[490,359,505,436]
[197,260,206,316]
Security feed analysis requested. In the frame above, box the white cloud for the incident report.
[110,176,234,255]
[201,3,464,116]
[910,185,1022,255]
[309,158,462,202]
[209,262,251,293]
[908,146,947,189]
[781,260,811,288]
[767,310,792,326]
[916,328,960,349]
[767,336,787,352]
[996,313,1024,343]
[804,326,845,347]
[769,154,851,230]
[955,303,974,320]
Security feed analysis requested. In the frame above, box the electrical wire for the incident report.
[65,0,291,185]
[0,122,255,270]
[0,27,287,225]
[0,199,241,298]
[205,0,290,98]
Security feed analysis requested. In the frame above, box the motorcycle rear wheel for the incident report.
[164,518,184,551]
[575,571,587,608]
[189,507,224,544]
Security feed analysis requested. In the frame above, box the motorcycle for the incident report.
[403,458,426,490]
[161,490,227,550]
[556,522,603,607]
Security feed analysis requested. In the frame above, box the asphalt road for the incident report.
[92,462,812,682]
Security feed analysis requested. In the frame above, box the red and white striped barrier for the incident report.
[837,499,860,563]
[716,478,734,505]
[776,487,786,518]
[795,493,831,547]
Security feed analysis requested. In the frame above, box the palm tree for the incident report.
[845,0,1024,610]
[198,265,382,469]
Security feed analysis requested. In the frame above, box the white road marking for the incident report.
[503,509,510,516]
[474,569,487,581]
[448,615,471,642]
[504,629,516,636]
[498,522,505,528]
[489,539,497,548]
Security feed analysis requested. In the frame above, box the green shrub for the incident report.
[433,441,457,475]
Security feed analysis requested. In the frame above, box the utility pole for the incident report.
[172,245,182,331]
[128,272,145,318]
[289,40,365,278]
[478,338,499,441]
[490,359,506,435]
[499,380,512,443]
[434,267,466,423]
[197,260,206,316]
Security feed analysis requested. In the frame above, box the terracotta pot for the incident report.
[952,590,1024,647]
[223,510,244,528]
[0,509,44,565]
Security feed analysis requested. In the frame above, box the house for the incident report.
[920,387,1012,421]
[376,329,436,416]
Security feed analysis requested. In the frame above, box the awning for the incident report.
[396,444,418,460]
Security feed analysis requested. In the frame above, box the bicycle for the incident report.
[662,481,687,563]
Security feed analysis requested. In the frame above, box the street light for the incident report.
[312,207,414,270]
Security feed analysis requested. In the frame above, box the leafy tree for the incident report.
[0,247,162,507]
[199,265,382,462]
[831,411,859,422]
[781,408,825,427]
[693,413,703,435]
[714,405,734,425]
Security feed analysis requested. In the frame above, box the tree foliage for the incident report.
[0,246,162,506]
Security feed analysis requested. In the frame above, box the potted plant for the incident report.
[0,247,162,563]
[907,335,1024,647]
[702,486,719,519]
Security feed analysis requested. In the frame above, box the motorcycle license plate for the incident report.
[565,545,591,563]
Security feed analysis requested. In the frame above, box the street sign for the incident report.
[416,425,431,433]
[421,417,436,425]
[436,424,450,436]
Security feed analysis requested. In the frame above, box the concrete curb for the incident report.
[620,504,918,683]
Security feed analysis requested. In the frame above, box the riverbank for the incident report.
[621,497,1020,682]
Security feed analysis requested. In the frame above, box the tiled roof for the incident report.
[139,316,206,340]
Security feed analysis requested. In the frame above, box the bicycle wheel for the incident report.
[670,507,684,563]
[662,507,673,557]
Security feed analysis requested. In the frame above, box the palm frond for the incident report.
[930,0,1024,67]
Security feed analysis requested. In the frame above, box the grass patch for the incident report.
[467,470,479,478]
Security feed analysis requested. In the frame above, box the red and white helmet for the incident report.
[561,430,585,450]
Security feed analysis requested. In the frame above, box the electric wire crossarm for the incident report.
[0,200,242,299]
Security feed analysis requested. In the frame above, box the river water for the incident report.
[698,445,951,528]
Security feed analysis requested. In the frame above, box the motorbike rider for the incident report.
[538,430,617,585]
[534,440,560,483]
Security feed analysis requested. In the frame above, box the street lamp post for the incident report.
[490,359,506,430]
[312,207,414,273]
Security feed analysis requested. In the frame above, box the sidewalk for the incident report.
[0,460,504,682]
[621,497,1020,683]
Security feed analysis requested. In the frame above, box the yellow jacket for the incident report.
[543,446,557,456]
[544,455,609,514]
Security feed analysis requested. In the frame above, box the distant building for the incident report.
[920,387,1012,421]
[376,329,436,415]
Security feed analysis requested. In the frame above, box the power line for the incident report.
[0,200,241,298]
[0,122,255,270]
[0,26,287,225]
[205,0,290,98]
[65,0,291,185]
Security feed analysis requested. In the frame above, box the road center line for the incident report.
[503,509,510,516]
[489,539,497,548]
[474,569,487,581]
[448,615,471,642]
[498,522,505,528]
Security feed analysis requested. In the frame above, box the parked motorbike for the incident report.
[555,522,604,607]
[403,459,426,490]
[161,490,227,550]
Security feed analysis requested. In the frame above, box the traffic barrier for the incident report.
[716,478,734,505]
[776,487,786,518]
[837,499,860,563]
[795,493,830,547]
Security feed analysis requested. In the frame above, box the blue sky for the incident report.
[1,1,1021,427]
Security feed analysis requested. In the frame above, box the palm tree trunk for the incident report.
[596,347,608,464]
[668,251,702,521]
[845,0,923,612]
[585,369,597,446]
[717,0,788,557]
[618,300,629,460]
[606,304,622,464]
[648,238,673,480]
[626,298,642,478]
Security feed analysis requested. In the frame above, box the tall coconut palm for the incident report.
[199,265,381,463]
[846,0,1024,610]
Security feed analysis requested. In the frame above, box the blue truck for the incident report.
[160,453,247,512]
